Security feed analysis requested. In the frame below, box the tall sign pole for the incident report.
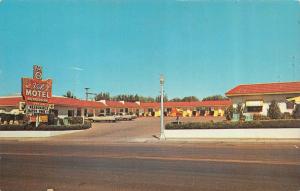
[160,74,165,140]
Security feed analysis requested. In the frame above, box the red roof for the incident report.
[140,100,231,108]
[49,97,105,108]
[140,102,160,108]
[123,102,140,108]
[226,81,300,96]
[0,96,231,109]
[105,101,125,108]
[0,96,105,108]
[0,97,22,107]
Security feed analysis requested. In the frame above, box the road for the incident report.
[1,118,300,191]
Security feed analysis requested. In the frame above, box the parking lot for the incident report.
[52,116,225,143]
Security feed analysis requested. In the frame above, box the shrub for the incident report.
[165,119,300,129]
[253,114,270,121]
[0,123,91,131]
[64,116,83,125]
[281,112,293,119]
[293,104,300,119]
[224,105,233,120]
[267,100,282,119]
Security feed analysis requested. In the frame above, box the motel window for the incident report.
[148,108,154,113]
[120,108,124,113]
[68,110,74,117]
[77,109,81,116]
[106,108,111,114]
[286,101,295,109]
[246,106,263,113]
[125,108,129,113]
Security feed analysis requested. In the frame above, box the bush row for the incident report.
[165,120,300,130]
[0,123,91,131]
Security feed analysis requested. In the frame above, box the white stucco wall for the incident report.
[0,130,83,138]
[231,93,299,116]
[164,128,300,139]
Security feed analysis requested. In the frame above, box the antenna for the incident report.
[84,88,97,101]
[85,88,90,101]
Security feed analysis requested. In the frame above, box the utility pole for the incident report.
[85,88,90,101]
[84,88,97,101]
[160,74,165,140]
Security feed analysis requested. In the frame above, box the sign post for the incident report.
[22,65,52,127]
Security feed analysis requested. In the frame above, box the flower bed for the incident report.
[165,119,300,130]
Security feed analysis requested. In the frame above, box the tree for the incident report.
[224,105,234,120]
[181,96,199,102]
[63,90,76,99]
[267,100,282,119]
[169,97,182,102]
[95,92,110,101]
[293,104,300,119]
[155,95,168,102]
[202,95,227,101]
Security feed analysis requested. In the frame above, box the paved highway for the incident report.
[1,141,300,191]
[1,119,300,191]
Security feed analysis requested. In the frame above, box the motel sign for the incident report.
[21,65,53,115]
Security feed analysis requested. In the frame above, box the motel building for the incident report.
[225,81,300,116]
[0,95,231,119]
[0,95,106,119]
[138,100,232,117]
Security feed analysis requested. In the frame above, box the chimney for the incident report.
[98,100,106,105]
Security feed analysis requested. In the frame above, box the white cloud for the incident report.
[71,66,84,71]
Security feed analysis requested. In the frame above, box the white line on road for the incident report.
[294,145,299,149]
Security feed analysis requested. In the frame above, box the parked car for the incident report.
[88,115,116,123]
[115,113,137,121]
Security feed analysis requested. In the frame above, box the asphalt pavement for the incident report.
[1,118,300,191]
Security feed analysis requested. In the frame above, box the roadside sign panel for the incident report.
[22,78,52,103]
[21,65,53,116]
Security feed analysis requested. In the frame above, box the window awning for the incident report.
[287,96,300,104]
[245,101,263,107]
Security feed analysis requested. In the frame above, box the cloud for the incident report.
[71,66,84,71]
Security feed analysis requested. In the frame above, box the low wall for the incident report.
[164,128,300,139]
[0,130,83,138]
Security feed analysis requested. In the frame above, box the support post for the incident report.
[160,75,165,140]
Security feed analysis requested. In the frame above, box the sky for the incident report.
[0,0,300,100]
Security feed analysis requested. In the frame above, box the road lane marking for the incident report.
[294,145,299,149]
[1,152,300,166]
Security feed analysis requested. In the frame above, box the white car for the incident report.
[88,115,116,123]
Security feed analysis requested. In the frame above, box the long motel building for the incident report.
[0,95,232,118]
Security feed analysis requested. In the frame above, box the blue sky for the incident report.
[0,0,299,99]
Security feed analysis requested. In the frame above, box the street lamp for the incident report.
[160,74,165,140]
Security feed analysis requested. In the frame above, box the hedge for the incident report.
[0,123,91,131]
[165,120,300,130]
